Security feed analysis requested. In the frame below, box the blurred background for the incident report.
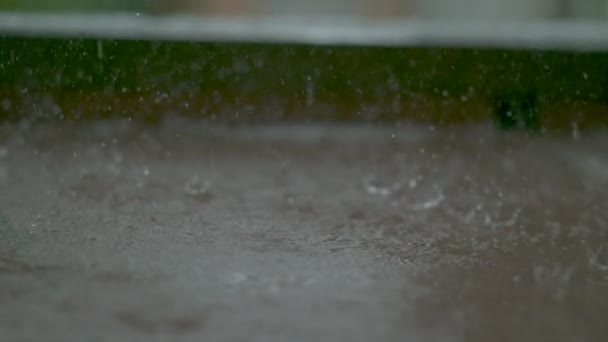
[1,0,608,20]
[2,2,608,342]
[3,1,608,128]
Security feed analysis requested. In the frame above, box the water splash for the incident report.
[589,242,608,272]
[184,176,212,197]
[364,179,403,197]
[412,193,445,210]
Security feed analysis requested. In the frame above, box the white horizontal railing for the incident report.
[1,12,608,50]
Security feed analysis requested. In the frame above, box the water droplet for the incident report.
[96,40,104,59]
[513,274,522,284]
[0,146,7,159]
[571,122,580,141]
[305,78,315,106]
[412,193,445,210]
[154,91,169,104]
[143,168,150,176]
[582,72,589,80]
[484,214,492,225]
[364,179,401,197]
[366,184,390,196]
[184,176,211,197]
[591,242,608,271]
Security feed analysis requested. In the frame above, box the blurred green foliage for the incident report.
[0,37,607,126]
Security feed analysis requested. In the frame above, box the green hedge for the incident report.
[1,37,607,125]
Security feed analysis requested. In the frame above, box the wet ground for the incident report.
[1,119,607,341]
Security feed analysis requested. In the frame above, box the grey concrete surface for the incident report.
[1,120,607,341]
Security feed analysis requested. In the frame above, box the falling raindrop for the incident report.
[305,75,315,107]
[97,40,104,60]
[571,122,580,141]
